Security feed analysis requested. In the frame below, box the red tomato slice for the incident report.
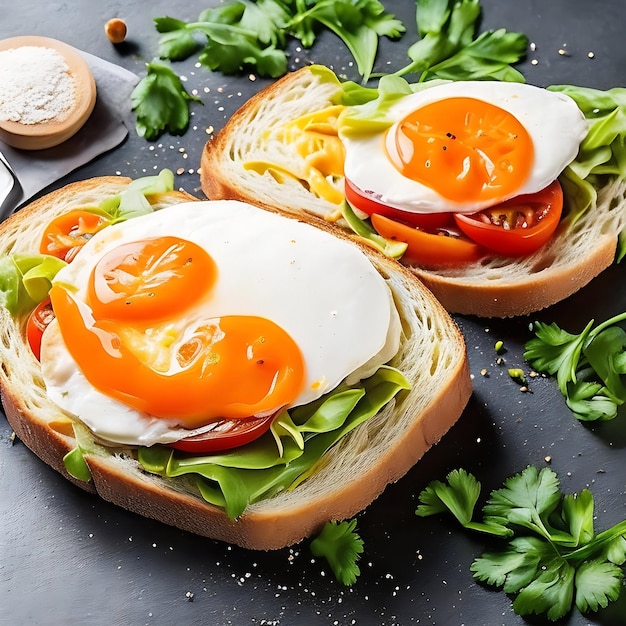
[26,298,55,360]
[40,210,110,262]
[170,414,275,453]
[371,213,484,267]
[345,178,453,230]
[453,180,563,257]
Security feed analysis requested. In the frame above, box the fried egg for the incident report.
[341,81,588,214]
[41,200,400,446]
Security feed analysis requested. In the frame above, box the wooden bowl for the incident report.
[0,36,96,150]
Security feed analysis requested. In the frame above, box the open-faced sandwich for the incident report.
[0,170,470,550]
[200,65,626,318]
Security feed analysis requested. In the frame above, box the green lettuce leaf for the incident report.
[0,254,67,316]
[0,170,177,321]
[548,85,626,180]
[138,365,411,519]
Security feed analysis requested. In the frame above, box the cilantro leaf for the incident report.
[470,536,554,592]
[154,17,201,60]
[565,379,619,422]
[131,61,201,140]
[392,0,527,82]
[583,326,626,402]
[156,0,404,82]
[416,468,479,523]
[524,320,593,395]
[310,519,364,585]
[605,535,626,565]
[575,559,623,613]
[416,465,626,620]
[197,35,287,78]
[512,556,576,621]
[424,29,527,82]
[287,0,405,82]
[417,468,510,536]
[524,313,626,421]
[483,466,563,541]
[561,490,595,547]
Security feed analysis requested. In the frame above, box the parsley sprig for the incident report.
[310,519,364,585]
[524,313,626,421]
[417,466,626,621]
[392,0,528,82]
[131,61,201,140]
[154,0,405,82]
[133,0,529,139]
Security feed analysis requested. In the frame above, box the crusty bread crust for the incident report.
[200,66,626,318]
[0,176,471,550]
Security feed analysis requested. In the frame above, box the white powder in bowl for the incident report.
[0,45,77,125]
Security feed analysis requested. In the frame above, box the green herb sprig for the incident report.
[154,0,405,83]
[134,0,530,140]
[391,0,528,82]
[417,466,626,621]
[131,61,201,140]
[310,519,364,585]
[524,313,626,421]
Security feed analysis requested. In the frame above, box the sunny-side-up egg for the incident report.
[340,80,589,215]
[40,200,401,446]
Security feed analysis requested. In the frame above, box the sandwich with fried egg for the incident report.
[0,169,471,550]
[200,65,626,318]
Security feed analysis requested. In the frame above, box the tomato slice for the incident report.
[371,213,484,267]
[453,180,563,257]
[26,298,55,360]
[40,210,111,262]
[169,414,275,453]
[345,178,453,230]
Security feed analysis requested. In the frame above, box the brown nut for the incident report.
[105,18,127,44]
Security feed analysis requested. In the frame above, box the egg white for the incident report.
[40,200,401,446]
[341,80,588,214]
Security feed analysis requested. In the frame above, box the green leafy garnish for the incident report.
[131,60,201,140]
[135,0,530,139]
[548,86,626,230]
[310,519,364,585]
[548,85,626,182]
[0,170,176,319]
[524,313,626,421]
[416,466,626,621]
[286,0,405,82]
[154,1,404,83]
[391,0,528,82]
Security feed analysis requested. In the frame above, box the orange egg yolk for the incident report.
[387,97,534,204]
[49,236,306,428]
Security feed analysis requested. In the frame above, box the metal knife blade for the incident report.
[0,152,22,219]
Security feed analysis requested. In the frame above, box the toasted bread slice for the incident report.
[200,66,626,318]
[0,176,471,550]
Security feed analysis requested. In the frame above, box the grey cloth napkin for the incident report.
[0,49,139,211]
